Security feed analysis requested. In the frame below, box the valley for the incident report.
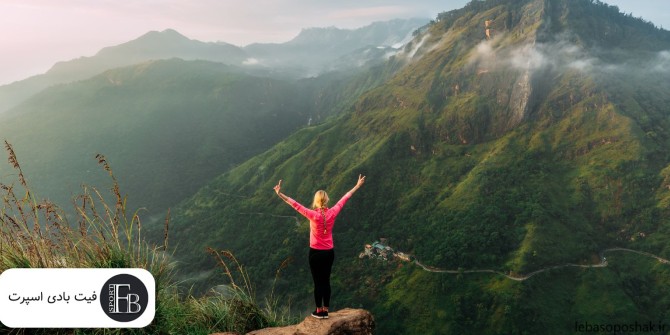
[1,1,670,333]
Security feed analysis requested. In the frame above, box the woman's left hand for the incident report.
[273,180,282,194]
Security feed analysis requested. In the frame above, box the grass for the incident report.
[0,140,294,335]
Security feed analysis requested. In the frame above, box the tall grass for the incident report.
[0,141,292,334]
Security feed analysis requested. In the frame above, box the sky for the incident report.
[1,0,669,86]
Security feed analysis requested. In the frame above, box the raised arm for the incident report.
[274,180,316,220]
[330,174,366,214]
[348,174,366,195]
[274,180,292,206]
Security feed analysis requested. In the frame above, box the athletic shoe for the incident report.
[311,310,325,319]
[319,310,329,319]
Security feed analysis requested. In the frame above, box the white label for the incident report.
[0,268,155,328]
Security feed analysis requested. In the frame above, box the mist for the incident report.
[469,34,670,77]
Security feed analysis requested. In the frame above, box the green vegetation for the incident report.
[164,0,670,333]
[0,58,393,222]
[0,142,294,334]
[2,0,670,333]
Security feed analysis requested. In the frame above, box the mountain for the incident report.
[0,20,420,213]
[0,29,248,113]
[287,18,423,46]
[49,29,247,76]
[0,55,395,223]
[0,20,427,113]
[166,0,670,333]
[0,59,302,214]
[242,18,428,76]
[0,59,311,217]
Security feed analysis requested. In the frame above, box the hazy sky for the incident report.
[1,0,669,85]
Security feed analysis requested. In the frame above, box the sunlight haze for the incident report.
[1,0,668,85]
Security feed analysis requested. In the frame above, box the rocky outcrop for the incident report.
[250,309,374,335]
[210,308,374,335]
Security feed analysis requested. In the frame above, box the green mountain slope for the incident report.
[167,0,670,333]
[0,29,248,112]
[0,59,319,216]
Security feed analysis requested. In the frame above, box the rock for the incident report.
[246,308,375,335]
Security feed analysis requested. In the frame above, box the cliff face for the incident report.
[210,309,375,335]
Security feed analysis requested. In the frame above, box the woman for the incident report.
[274,174,365,319]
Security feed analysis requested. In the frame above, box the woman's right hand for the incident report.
[356,174,366,188]
[351,174,366,193]
[273,180,282,195]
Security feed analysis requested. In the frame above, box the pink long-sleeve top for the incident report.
[286,191,353,250]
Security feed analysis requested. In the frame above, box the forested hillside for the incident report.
[167,0,670,333]
[0,59,392,219]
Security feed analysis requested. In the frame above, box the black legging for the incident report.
[309,248,335,308]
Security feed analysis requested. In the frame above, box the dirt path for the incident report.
[411,248,670,281]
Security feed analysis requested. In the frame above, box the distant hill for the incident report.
[243,18,428,75]
[166,0,670,333]
[49,29,248,77]
[0,19,427,113]
[0,55,395,220]
[0,29,248,112]
[0,59,312,217]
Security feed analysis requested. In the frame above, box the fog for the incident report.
[469,34,670,78]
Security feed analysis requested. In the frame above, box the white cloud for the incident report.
[567,58,596,71]
[242,58,260,66]
[653,50,670,72]
[468,36,602,75]
[508,44,548,71]
[399,33,432,60]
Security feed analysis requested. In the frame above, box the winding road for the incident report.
[411,248,670,281]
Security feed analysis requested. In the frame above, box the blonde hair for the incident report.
[311,190,329,209]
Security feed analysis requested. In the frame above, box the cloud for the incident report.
[567,58,597,72]
[466,34,670,89]
[393,33,433,62]
[507,39,601,73]
[508,44,548,71]
[242,58,260,65]
[469,36,603,76]
[653,50,670,72]
[470,38,495,62]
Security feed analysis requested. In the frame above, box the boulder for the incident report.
[245,308,375,335]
